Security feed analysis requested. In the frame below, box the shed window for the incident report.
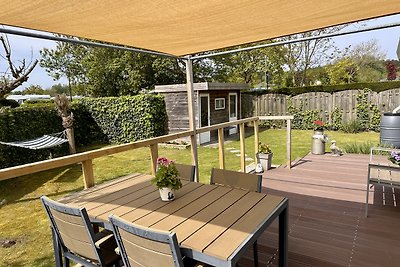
[215,98,225,110]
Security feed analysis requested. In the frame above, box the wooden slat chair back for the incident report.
[41,196,108,267]
[109,215,184,267]
[210,168,262,192]
[175,163,195,182]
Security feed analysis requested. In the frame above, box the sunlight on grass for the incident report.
[0,129,379,266]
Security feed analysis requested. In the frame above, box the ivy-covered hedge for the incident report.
[244,81,400,96]
[0,94,167,168]
[77,94,167,144]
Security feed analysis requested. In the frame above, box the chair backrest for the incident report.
[175,163,195,182]
[40,196,104,265]
[109,215,184,267]
[210,168,262,192]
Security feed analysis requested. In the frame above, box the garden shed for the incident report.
[155,82,248,143]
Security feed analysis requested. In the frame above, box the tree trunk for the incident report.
[66,128,76,154]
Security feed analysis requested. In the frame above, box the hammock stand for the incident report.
[0,131,68,150]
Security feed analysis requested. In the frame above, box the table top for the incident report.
[60,173,287,265]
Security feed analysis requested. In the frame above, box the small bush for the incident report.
[0,98,20,108]
[343,142,377,154]
[341,120,361,133]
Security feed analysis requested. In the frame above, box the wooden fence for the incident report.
[242,88,400,123]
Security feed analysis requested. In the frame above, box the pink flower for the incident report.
[157,157,174,166]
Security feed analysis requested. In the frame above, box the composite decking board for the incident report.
[66,174,151,206]
[119,182,203,223]
[171,189,248,242]
[256,153,400,267]
[133,185,217,227]
[181,192,264,253]
[203,195,285,260]
[150,186,231,231]
[59,173,142,202]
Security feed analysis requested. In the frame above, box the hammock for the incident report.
[0,131,68,150]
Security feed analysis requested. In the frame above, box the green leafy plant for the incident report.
[342,142,376,154]
[258,142,272,154]
[328,107,343,131]
[341,120,361,133]
[150,157,182,190]
[388,151,400,166]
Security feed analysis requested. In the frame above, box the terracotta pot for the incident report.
[159,187,175,201]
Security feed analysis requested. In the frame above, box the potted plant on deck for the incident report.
[312,120,328,155]
[151,157,182,201]
[256,142,273,171]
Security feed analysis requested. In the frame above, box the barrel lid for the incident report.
[383,112,400,116]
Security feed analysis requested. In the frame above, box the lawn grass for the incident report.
[0,129,379,266]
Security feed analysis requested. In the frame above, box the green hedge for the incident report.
[0,94,167,168]
[77,94,167,144]
[244,81,400,96]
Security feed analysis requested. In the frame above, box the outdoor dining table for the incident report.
[59,173,288,267]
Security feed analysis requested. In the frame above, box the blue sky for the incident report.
[1,14,399,91]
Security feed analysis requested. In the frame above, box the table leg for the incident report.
[279,205,288,267]
[365,165,371,218]
[51,227,63,267]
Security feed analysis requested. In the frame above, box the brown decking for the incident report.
[239,153,400,267]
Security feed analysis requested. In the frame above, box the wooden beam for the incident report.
[258,115,294,121]
[218,128,225,169]
[286,119,292,169]
[254,120,259,163]
[149,144,158,176]
[185,57,199,182]
[82,159,94,189]
[239,123,246,172]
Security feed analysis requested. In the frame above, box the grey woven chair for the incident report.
[175,163,196,182]
[41,196,120,267]
[210,168,262,267]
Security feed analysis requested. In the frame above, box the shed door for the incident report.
[199,94,210,143]
[229,93,238,134]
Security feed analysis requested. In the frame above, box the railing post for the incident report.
[239,123,246,172]
[149,144,158,176]
[82,159,94,189]
[286,119,292,169]
[254,119,259,163]
[218,128,225,169]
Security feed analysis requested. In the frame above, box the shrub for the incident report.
[341,120,362,133]
[0,98,19,108]
[343,142,377,154]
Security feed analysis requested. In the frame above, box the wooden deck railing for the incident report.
[0,116,293,188]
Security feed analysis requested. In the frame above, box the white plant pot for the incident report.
[257,153,273,171]
[159,187,175,201]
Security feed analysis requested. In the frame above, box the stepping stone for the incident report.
[230,150,240,153]
[226,147,236,150]
[245,157,254,161]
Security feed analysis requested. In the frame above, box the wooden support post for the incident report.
[218,128,225,169]
[239,123,246,172]
[254,120,259,163]
[149,144,158,176]
[82,159,94,189]
[286,119,292,169]
[185,56,200,182]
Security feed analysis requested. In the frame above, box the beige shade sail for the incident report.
[1,0,399,57]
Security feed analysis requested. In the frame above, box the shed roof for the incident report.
[1,1,399,57]
[154,82,248,93]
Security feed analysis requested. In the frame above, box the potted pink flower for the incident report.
[150,157,182,201]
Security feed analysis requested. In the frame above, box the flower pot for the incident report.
[257,152,273,171]
[159,187,175,201]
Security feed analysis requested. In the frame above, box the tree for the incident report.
[326,58,358,84]
[0,34,38,98]
[386,61,397,80]
[40,39,186,97]
[22,84,46,95]
[280,27,344,87]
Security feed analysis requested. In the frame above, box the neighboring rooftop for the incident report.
[154,82,249,93]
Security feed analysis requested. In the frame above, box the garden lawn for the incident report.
[0,129,379,266]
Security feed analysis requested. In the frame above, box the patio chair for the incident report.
[109,215,205,267]
[40,196,120,267]
[175,163,195,182]
[210,168,262,267]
